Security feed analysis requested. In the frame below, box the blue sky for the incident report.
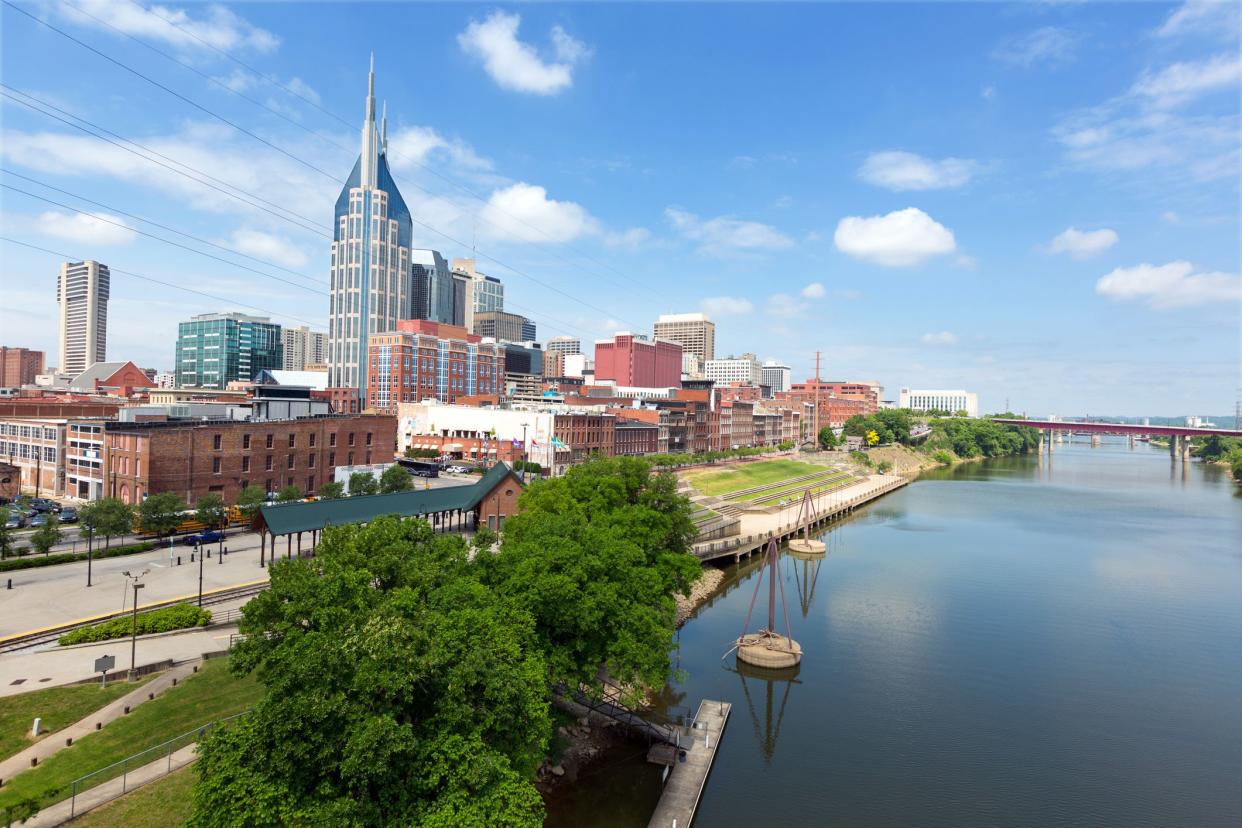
[1,1,1238,416]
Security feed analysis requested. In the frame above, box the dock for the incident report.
[647,699,731,828]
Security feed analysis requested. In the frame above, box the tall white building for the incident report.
[57,260,110,376]
[761,361,791,394]
[705,353,762,386]
[546,336,581,356]
[899,388,979,418]
[450,257,504,333]
[328,59,413,395]
[281,326,328,370]
[654,312,715,362]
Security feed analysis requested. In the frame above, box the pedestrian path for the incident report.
[0,662,197,785]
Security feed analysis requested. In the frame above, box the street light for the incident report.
[520,423,530,483]
[123,569,148,680]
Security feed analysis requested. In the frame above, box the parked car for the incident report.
[447,465,470,474]
[59,507,79,523]
[4,511,24,529]
[183,529,226,546]
[28,498,58,513]
[28,513,48,527]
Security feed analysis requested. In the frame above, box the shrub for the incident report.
[876,460,893,473]
[0,541,154,572]
[932,450,954,465]
[59,603,211,646]
[1229,449,1242,483]
[849,450,872,467]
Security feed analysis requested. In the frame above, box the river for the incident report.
[545,439,1242,826]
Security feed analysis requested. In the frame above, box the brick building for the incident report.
[613,420,660,456]
[0,347,44,387]
[553,412,615,464]
[788,380,879,414]
[593,333,682,388]
[776,387,872,429]
[366,320,503,413]
[0,417,66,496]
[102,414,396,505]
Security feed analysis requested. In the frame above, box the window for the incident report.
[347,451,354,465]
[329,451,335,466]
[307,475,315,492]
[242,456,250,473]
[212,457,222,474]
[366,431,373,446]
[329,433,337,447]
[288,433,296,448]
[212,434,222,450]
[348,432,356,446]
[309,433,317,448]
[242,434,251,450]
[265,433,274,449]
[308,454,316,469]
[287,455,295,470]
[265,455,274,471]
[266,478,274,492]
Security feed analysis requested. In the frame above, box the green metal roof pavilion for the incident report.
[254,463,522,537]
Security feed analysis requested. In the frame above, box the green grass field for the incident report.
[69,765,196,828]
[733,470,852,502]
[0,658,260,814]
[0,678,154,762]
[683,460,826,497]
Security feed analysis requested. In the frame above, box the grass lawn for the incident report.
[0,658,260,814]
[683,459,826,497]
[733,469,850,502]
[70,765,196,828]
[0,678,154,761]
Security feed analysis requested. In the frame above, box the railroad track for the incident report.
[0,580,269,654]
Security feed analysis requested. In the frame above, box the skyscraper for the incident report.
[176,312,283,389]
[654,313,715,362]
[328,59,413,395]
[761,361,792,394]
[281,326,328,370]
[57,260,110,375]
[410,249,455,325]
[449,257,504,332]
[546,336,581,356]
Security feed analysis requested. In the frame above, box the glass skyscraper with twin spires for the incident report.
[328,59,414,395]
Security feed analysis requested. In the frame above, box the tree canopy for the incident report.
[139,492,187,537]
[195,493,227,531]
[349,471,379,497]
[379,464,413,494]
[235,486,266,521]
[318,481,346,500]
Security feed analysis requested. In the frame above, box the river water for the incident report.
[545,439,1242,826]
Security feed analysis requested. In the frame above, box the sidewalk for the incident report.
[22,743,198,827]
[0,662,198,784]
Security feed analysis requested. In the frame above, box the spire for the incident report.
[360,54,379,188]
[381,100,388,155]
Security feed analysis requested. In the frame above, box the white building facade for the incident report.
[899,388,979,417]
[705,353,762,387]
[282,326,328,370]
[761,361,792,394]
[57,260,110,376]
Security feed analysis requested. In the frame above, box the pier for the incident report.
[647,699,732,828]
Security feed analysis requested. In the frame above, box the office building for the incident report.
[654,313,715,362]
[176,312,283,389]
[682,352,704,379]
[365,320,503,413]
[411,249,455,325]
[761,361,792,394]
[790,379,880,414]
[594,333,682,388]
[450,258,504,332]
[0,417,65,496]
[705,353,762,387]
[546,336,581,357]
[282,326,328,371]
[328,61,413,396]
[521,318,537,342]
[57,260,110,376]
[0,347,44,387]
[899,388,978,418]
[474,310,534,343]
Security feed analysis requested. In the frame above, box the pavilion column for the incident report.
[287,535,292,559]
[260,532,266,568]
[297,531,302,558]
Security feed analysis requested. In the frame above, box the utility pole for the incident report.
[813,351,822,448]
[197,540,205,607]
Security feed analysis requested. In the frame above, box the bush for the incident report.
[849,450,872,467]
[0,541,155,572]
[876,460,893,473]
[932,450,954,465]
[1229,449,1242,483]
[59,603,211,646]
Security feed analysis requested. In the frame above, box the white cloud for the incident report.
[386,126,493,174]
[479,183,597,243]
[1096,261,1241,309]
[766,293,803,318]
[1046,227,1119,259]
[921,331,958,346]
[665,208,794,257]
[833,208,956,267]
[992,27,1079,68]
[227,227,309,268]
[285,77,321,106]
[700,296,755,316]
[858,151,978,191]
[1130,54,1242,109]
[602,227,651,249]
[1155,1,1241,39]
[457,11,589,95]
[55,0,278,53]
[1161,211,1181,224]
[35,210,136,245]
[801,282,826,299]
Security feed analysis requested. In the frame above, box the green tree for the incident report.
[86,497,134,549]
[235,485,266,524]
[476,456,700,705]
[195,493,227,533]
[276,485,302,503]
[379,464,413,493]
[191,517,549,827]
[30,514,63,556]
[817,426,837,450]
[139,492,188,539]
[349,471,378,497]
[1229,448,1242,483]
[318,481,345,500]
[0,521,14,560]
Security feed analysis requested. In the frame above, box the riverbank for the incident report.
[676,566,726,627]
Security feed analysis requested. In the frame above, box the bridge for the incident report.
[993,419,1242,461]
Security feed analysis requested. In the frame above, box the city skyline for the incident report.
[0,1,1238,415]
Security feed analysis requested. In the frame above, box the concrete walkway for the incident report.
[21,743,198,827]
[648,700,731,828]
[0,661,198,785]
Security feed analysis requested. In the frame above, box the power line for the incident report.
[1,237,324,327]
[1,183,325,295]
[1,168,325,288]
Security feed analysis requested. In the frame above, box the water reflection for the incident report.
[731,660,801,766]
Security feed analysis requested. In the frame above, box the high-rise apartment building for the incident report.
[328,61,413,396]
[761,361,792,394]
[473,310,534,343]
[594,333,682,388]
[654,313,715,362]
[899,388,978,418]
[705,353,762,387]
[176,312,283,389]
[366,320,503,413]
[450,258,504,332]
[546,336,581,356]
[57,260,110,375]
[0,347,45,387]
[281,326,328,371]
